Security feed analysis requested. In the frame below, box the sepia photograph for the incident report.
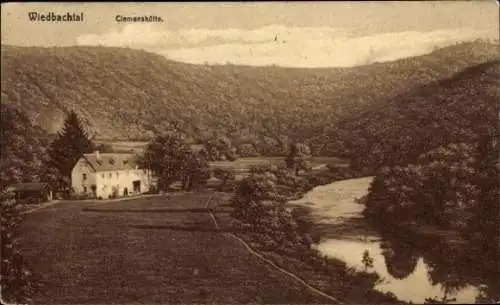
[0,2,499,304]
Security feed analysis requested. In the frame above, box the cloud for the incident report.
[76,24,495,68]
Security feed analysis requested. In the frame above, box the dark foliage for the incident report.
[203,136,237,161]
[141,133,210,191]
[285,143,312,175]
[2,41,497,155]
[0,106,48,189]
[45,110,94,192]
[213,168,236,191]
[0,189,41,303]
[317,60,499,170]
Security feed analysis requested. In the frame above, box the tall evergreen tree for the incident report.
[46,110,94,191]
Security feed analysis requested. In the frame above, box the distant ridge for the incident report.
[315,59,500,169]
[1,40,498,148]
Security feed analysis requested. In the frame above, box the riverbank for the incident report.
[212,167,406,304]
[286,176,499,304]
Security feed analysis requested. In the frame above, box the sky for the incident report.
[1,2,498,68]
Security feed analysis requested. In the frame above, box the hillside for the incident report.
[1,40,498,154]
[316,59,500,170]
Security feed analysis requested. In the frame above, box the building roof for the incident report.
[82,152,142,172]
[10,182,50,192]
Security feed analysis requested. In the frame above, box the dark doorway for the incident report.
[133,181,141,193]
[123,187,129,196]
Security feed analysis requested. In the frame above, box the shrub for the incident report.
[144,185,159,195]
[1,189,41,303]
[237,143,260,157]
[109,187,119,199]
[213,168,236,191]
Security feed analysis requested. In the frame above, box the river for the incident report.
[289,177,496,304]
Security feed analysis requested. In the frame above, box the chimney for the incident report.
[95,150,101,161]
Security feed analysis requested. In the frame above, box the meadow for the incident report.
[17,193,333,304]
[97,140,347,174]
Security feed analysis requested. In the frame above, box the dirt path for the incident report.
[204,194,344,304]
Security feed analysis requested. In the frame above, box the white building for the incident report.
[71,151,153,199]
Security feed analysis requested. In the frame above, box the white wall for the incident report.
[71,159,153,198]
[71,159,98,195]
[94,169,153,199]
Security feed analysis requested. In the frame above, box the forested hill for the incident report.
[318,59,500,170]
[1,40,498,151]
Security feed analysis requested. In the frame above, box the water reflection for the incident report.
[316,228,499,304]
[413,232,500,304]
[292,178,499,303]
[380,237,419,280]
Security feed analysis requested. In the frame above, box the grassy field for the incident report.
[210,156,347,171]
[17,192,334,304]
[97,141,346,167]
[95,140,149,153]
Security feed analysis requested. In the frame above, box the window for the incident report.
[83,186,87,193]
[101,173,105,179]
[109,173,112,179]
[82,173,87,181]
[116,172,119,178]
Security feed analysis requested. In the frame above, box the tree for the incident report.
[472,133,499,240]
[362,250,374,271]
[0,106,47,189]
[237,143,259,157]
[182,151,211,191]
[285,143,312,175]
[0,188,41,303]
[46,110,94,192]
[231,171,312,253]
[204,136,237,161]
[363,143,480,229]
[141,133,190,191]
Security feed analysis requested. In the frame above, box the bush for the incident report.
[144,185,159,195]
[237,143,260,157]
[213,168,236,191]
[109,187,119,199]
[1,189,41,303]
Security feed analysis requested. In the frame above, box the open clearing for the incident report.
[210,156,347,171]
[17,192,333,304]
[97,141,347,169]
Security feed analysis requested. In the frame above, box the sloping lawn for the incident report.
[210,156,347,172]
[17,193,333,304]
